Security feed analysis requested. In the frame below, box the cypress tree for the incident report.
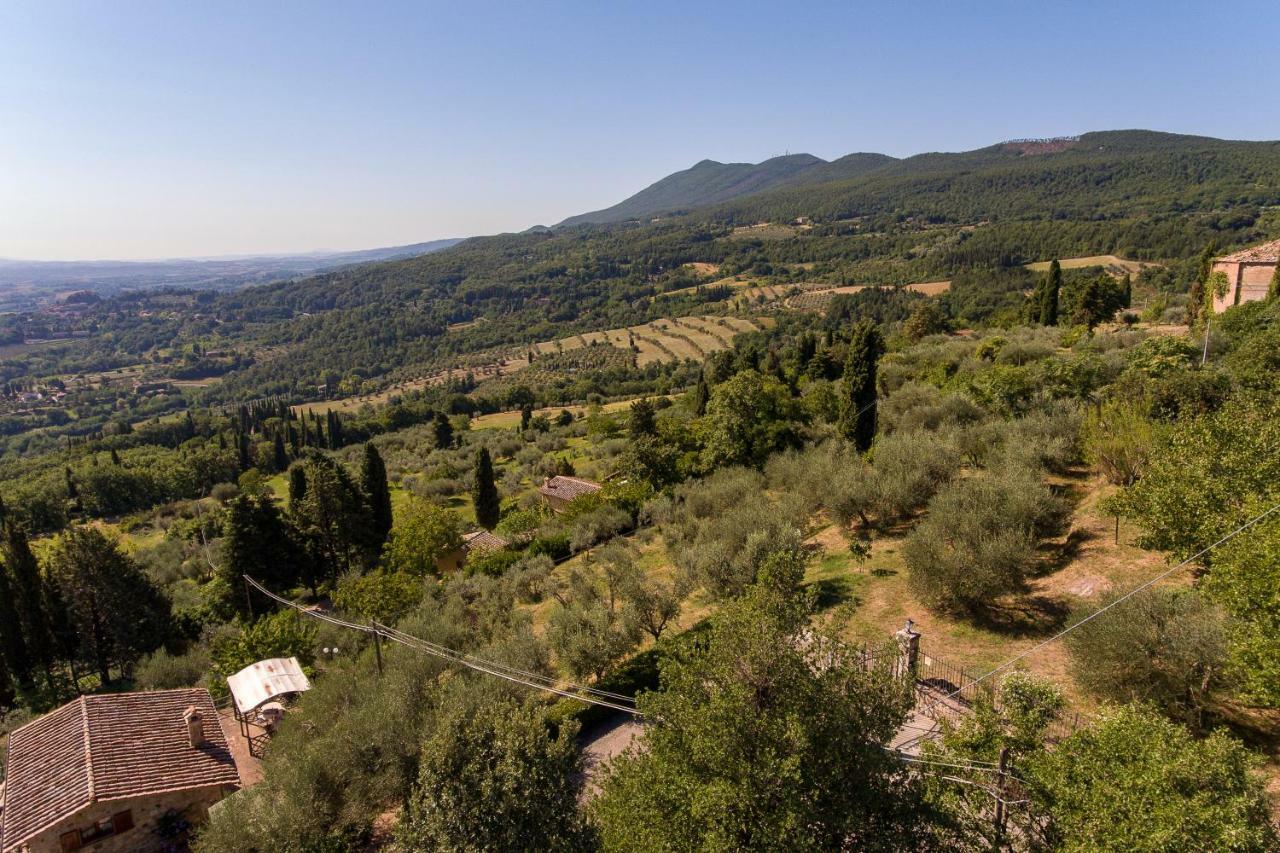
[237,430,252,472]
[64,466,77,500]
[327,410,344,448]
[839,321,885,453]
[692,376,710,417]
[433,412,454,449]
[0,638,13,707]
[520,404,533,433]
[288,464,308,509]
[361,443,394,547]
[5,518,55,687]
[110,449,121,466]
[1040,259,1061,326]
[1269,263,1280,301]
[273,432,288,472]
[1122,273,1133,309]
[0,564,33,687]
[472,447,501,530]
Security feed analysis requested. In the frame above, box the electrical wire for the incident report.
[920,502,1280,714]
[373,621,637,705]
[243,575,642,715]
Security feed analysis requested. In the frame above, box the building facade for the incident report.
[1,690,239,853]
[1210,239,1280,313]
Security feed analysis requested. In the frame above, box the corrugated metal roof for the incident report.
[227,657,311,716]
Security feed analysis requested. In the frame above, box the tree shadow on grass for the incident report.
[1032,526,1095,577]
[808,576,863,611]
[971,594,1071,637]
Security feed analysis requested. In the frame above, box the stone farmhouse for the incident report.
[436,528,510,573]
[1211,239,1280,313]
[539,475,603,512]
[0,689,239,853]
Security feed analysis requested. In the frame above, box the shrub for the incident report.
[135,647,210,690]
[332,570,425,623]
[1083,399,1161,486]
[1065,588,1228,729]
[904,468,1066,614]
[868,429,961,524]
[568,505,631,552]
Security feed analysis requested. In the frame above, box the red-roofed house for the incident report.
[1211,239,1280,313]
[435,529,510,573]
[1,689,239,853]
[538,475,603,512]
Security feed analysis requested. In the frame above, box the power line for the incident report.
[923,501,1280,714]
[243,575,641,715]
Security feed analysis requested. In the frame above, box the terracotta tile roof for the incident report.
[1,689,238,851]
[1218,239,1280,263]
[462,529,509,555]
[539,475,603,503]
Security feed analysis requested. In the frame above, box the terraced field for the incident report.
[533,315,763,366]
[784,281,951,311]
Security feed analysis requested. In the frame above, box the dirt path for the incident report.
[577,713,644,799]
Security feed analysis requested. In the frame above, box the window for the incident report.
[78,818,115,844]
[71,810,133,847]
[59,830,82,852]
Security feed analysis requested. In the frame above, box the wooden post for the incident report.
[1115,514,1120,545]
[372,629,384,675]
[993,746,1010,836]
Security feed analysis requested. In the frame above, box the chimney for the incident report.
[184,705,205,748]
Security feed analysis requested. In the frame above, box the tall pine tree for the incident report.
[361,443,394,549]
[839,321,884,453]
[472,447,501,530]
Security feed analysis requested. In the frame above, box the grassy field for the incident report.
[1025,255,1156,276]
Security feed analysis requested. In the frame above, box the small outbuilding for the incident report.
[436,529,510,573]
[226,657,311,758]
[1211,239,1280,313]
[539,475,603,512]
[0,689,239,853]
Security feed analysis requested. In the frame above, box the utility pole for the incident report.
[993,746,1011,837]
[1202,316,1212,366]
[372,627,384,675]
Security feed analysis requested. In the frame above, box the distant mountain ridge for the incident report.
[558,152,897,227]
[558,130,1280,229]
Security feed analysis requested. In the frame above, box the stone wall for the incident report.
[19,785,232,853]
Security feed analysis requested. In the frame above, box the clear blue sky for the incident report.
[3,1,1278,260]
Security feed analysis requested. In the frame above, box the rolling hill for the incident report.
[558,152,896,227]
